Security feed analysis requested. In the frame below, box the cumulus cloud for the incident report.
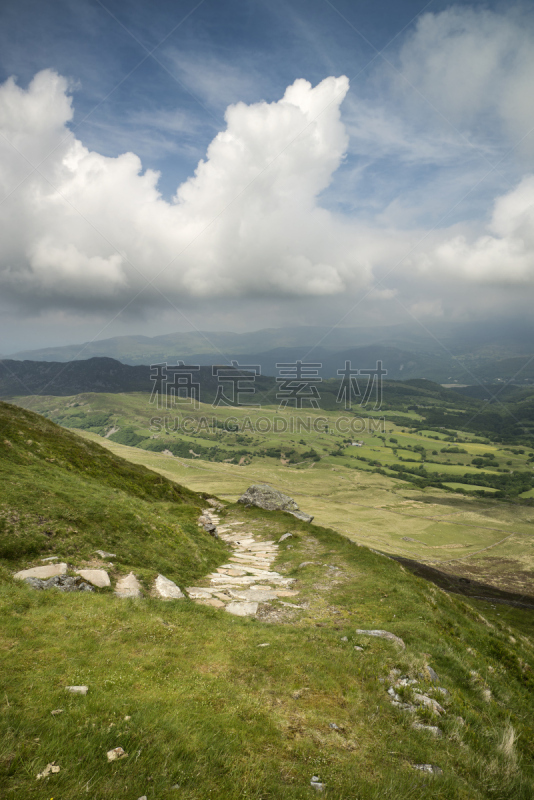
[412,175,534,285]
[0,69,379,313]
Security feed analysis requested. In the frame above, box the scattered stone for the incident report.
[107,746,128,762]
[51,709,63,715]
[276,590,299,597]
[225,601,258,616]
[24,575,94,592]
[75,569,110,588]
[310,776,325,792]
[355,629,405,649]
[340,636,348,642]
[124,715,131,721]
[257,643,270,647]
[237,484,313,522]
[138,796,147,800]
[153,574,184,600]
[329,723,339,730]
[413,693,445,715]
[426,666,439,683]
[354,646,364,651]
[115,572,142,598]
[36,762,60,779]
[412,722,442,737]
[14,563,68,581]
[278,533,293,542]
[412,764,443,775]
[95,550,116,559]
[298,561,315,569]
[66,685,88,695]
[41,556,59,562]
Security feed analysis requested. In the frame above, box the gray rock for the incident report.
[75,569,110,588]
[340,636,348,642]
[310,776,325,792]
[412,722,442,737]
[329,722,339,730]
[14,563,68,580]
[413,693,445,715]
[412,764,443,775]
[66,685,88,695]
[115,572,142,598]
[153,574,184,600]
[298,561,315,569]
[354,646,364,651]
[237,484,313,522]
[426,666,439,683]
[278,533,293,542]
[355,629,406,649]
[224,601,258,617]
[24,575,93,592]
[95,550,116,559]
[41,556,59,562]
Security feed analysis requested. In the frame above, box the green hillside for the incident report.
[0,401,227,586]
[1,402,534,798]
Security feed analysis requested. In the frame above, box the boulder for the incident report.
[237,484,313,522]
[14,563,67,581]
[115,572,142,598]
[75,569,110,588]
[153,574,184,600]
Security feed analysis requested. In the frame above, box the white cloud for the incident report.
[0,70,378,311]
[412,175,534,285]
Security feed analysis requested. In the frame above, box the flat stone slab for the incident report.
[185,587,214,598]
[115,572,142,598]
[66,685,88,695]
[75,569,110,588]
[14,563,67,580]
[153,574,184,600]
[225,601,258,617]
[228,589,279,602]
[195,598,225,608]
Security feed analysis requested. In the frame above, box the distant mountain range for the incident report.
[4,320,534,384]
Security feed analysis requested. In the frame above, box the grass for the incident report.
[2,504,534,799]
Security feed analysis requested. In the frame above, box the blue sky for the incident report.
[1,0,533,352]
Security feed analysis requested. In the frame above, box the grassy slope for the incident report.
[1,504,534,798]
[0,403,533,797]
[0,401,227,589]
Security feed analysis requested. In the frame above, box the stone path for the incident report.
[186,509,298,617]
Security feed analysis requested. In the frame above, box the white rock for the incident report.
[107,746,128,761]
[41,556,59,562]
[115,573,142,598]
[14,563,67,580]
[75,569,110,588]
[66,685,88,695]
[153,574,184,600]
[355,629,406,650]
[225,601,258,617]
[95,550,116,558]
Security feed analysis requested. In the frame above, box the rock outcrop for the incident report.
[237,484,313,523]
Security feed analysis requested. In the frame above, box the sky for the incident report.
[1,0,534,353]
